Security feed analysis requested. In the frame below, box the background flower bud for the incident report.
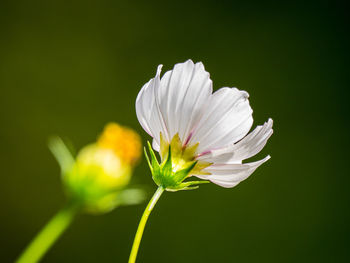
[49,123,145,213]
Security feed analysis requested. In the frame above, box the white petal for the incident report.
[136,65,169,146]
[158,60,213,144]
[152,139,160,152]
[190,87,253,153]
[197,119,273,164]
[231,118,273,161]
[195,156,270,188]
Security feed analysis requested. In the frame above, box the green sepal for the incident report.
[48,136,75,176]
[83,187,148,214]
[146,141,161,182]
[166,180,210,192]
[116,187,147,206]
[172,160,197,183]
[144,146,152,171]
[160,145,172,179]
[145,140,208,191]
[147,141,159,167]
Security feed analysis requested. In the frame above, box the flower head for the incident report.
[136,60,273,190]
[49,123,145,213]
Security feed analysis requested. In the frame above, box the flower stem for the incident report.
[16,202,79,263]
[128,186,164,263]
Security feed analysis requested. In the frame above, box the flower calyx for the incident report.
[144,141,209,191]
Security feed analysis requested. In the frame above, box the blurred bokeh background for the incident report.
[1,0,349,262]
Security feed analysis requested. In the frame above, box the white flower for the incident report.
[136,60,273,188]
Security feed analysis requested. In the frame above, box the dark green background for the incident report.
[1,0,349,262]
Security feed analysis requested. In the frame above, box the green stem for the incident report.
[128,186,164,263]
[16,202,79,263]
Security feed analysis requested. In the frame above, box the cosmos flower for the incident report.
[136,60,273,189]
[129,60,273,263]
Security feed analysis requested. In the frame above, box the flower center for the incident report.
[159,133,212,176]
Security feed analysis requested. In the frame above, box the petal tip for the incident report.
[156,64,163,76]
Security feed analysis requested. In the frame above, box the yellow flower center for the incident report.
[97,123,142,165]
